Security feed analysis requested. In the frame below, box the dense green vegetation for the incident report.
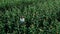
[0,0,60,34]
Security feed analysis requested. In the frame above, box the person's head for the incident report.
[20,16,25,18]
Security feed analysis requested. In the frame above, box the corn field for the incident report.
[0,0,60,34]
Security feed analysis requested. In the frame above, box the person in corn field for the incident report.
[20,16,31,27]
[19,16,25,34]
[20,16,25,24]
[19,16,32,34]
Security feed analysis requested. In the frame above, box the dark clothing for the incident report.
[4,24,9,33]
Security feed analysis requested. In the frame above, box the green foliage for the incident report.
[0,0,60,34]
